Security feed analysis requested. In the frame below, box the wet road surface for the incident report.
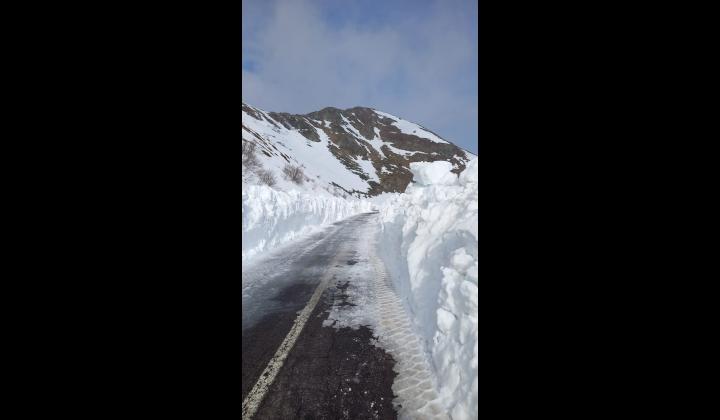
[242,212,397,419]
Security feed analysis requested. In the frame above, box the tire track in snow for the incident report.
[370,249,450,420]
[323,215,450,418]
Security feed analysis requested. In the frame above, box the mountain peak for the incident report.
[243,103,471,196]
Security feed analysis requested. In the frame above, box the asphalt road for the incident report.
[242,212,397,419]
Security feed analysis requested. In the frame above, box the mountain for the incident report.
[242,102,474,197]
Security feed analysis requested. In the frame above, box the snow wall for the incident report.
[242,185,374,262]
[377,158,478,420]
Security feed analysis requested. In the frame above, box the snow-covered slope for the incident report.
[242,102,474,197]
[377,158,478,420]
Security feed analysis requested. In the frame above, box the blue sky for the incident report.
[242,0,478,154]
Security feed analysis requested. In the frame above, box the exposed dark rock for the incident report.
[268,112,321,142]
[243,103,473,196]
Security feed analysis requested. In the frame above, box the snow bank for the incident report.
[242,185,373,263]
[410,161,458,186]
[377,158,478,420]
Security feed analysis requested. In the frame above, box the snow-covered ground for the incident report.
[377,158,479,420]
[318,158,479,419]
[242,152,478,418]
[242,185,373,263]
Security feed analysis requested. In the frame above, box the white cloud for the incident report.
[242,0,478,153]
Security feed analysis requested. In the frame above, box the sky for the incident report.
[242,0,478,154]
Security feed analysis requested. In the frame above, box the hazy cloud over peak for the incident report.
[242,0,478,153]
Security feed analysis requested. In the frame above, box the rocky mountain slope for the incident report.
[242,102,474,197]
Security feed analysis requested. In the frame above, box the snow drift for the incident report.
[377,158,478,420]
[242,185,374,263]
